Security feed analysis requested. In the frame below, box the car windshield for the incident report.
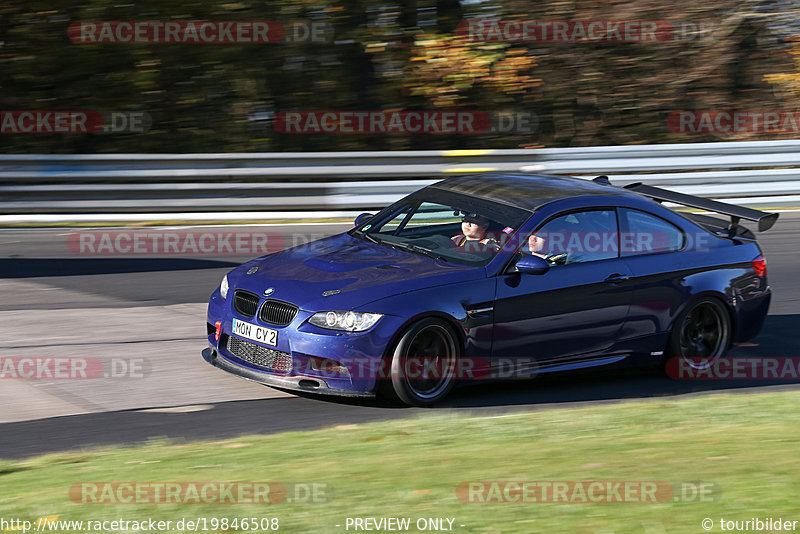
[351,189,531,266]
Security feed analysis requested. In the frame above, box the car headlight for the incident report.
[220,274,229,299]
[309,311,383,332]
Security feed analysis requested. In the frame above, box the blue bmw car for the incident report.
[202,173,777,406]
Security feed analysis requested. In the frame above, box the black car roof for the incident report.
[428,173,636,212]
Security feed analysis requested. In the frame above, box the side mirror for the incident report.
[516,254,550,275]
[354,213,374,227]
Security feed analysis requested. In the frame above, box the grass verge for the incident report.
[2,390,800,533]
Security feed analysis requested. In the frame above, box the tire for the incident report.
[665,297,731,371]
[385,318,459,407]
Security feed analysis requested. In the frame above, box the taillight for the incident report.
[214,321,222,341]
[752,255,767,278]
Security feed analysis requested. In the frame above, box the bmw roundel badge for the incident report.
[246,266,259,274]
[264,287,275,296]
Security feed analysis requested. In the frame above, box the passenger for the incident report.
[451,213,500,252]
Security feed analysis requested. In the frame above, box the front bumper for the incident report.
[204,289,406,397]
[202,348,375,398]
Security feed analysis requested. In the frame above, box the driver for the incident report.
[527,232,567,264]
[528,233,547,258]
[451,213,500,252]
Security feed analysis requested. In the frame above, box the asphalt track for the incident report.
[1,216,799,459]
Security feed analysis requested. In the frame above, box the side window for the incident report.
[524,209,619,265]
[620,208,685,256]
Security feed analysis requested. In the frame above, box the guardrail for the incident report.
[2,140,800,221]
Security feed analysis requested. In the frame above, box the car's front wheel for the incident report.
[666,297,731,371]
[387,318,459,406]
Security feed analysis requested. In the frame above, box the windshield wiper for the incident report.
[386,241,447,261]
[408,244,446,261]
[355,231,380,244]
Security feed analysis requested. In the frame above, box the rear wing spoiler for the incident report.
[620,182,779,233]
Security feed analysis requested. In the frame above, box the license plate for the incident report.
[231,318,278,346]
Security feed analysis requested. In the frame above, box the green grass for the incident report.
[2,391,800,533]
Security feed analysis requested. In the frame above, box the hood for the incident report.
[227,233,484,311]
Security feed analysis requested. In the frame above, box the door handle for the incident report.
[604,273,629,284]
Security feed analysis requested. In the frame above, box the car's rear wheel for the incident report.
[666,297,731,370]
[387,318,459,406]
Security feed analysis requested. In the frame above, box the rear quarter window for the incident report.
[620,208,685,256]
